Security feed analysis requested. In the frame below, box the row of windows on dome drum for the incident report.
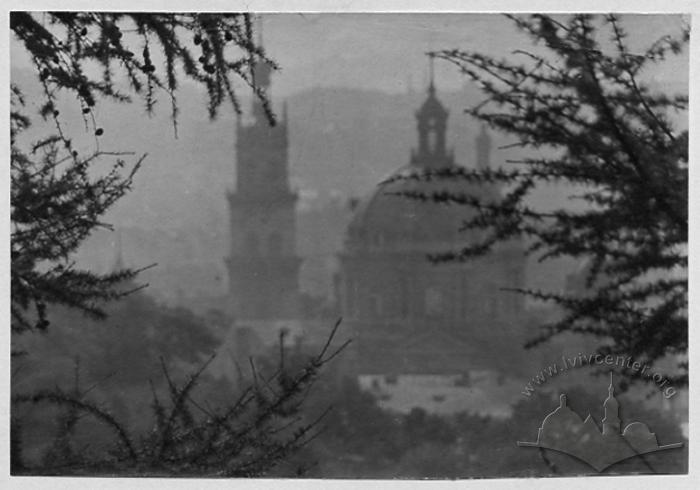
[348,229,469,245]
[343,284,522,321]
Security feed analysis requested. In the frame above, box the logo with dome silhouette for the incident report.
[517,373,683,471]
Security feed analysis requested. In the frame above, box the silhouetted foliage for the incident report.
[392,14,688,385]
[12,319,348,476]
[11,11,273,335]
[10,12,353,477]
[13,287,222,395]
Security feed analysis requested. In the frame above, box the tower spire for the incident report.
[257,14,264,47]
[250,14,271,119]
[428,53,435,95]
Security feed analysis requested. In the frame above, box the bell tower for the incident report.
[225,32,300,321]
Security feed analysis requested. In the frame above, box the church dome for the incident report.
[345,164,495,253]
[345,82,500,254]
[338,76,528,375]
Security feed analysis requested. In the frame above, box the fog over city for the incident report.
[9,12,689,479]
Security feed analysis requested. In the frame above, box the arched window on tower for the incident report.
[268,232,282,256]
[368,293,383,318]
[245,232,259,256]
[346,278,356,317]
[427,125,437,153]
[488,295,499,317]
[266,161,277,183]
[460,272,470,320]
[425,286,444,318]
[399,276,409,318]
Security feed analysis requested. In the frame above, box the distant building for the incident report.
[225,44,301,321]
[339,78,527,376]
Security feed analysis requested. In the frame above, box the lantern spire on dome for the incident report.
[411,54,452,168]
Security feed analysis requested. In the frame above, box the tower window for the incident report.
[266,162,277,183]
[489,296,499,316]
[399,277,409,318]
[425,286,444,317]
[460,273,469,319]
[268,232,282,255]
[346,278,356,316]
[245,233,259,256]
[368,294,383,318]
[427,129,437,153]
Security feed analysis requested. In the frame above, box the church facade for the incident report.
[339,81,527,375]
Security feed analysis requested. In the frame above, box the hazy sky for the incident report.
[257,14,689,98]
[10,13,689,100]
[8,13,690,231]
